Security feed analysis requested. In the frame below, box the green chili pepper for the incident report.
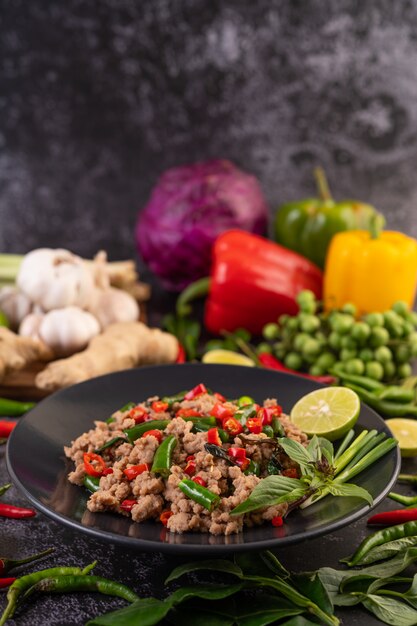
[178,478,220,512]
[217,428,229,443]
[0,398,35,417]
[237,395,255,407]
[262,425,274,438]
[22,574,138,604]
[190,417,217,429]
[162,391,187,407]
[94,436,127,453]
[344,383,417,417]
[398,473,417,486]
[151,435,177,477]
[124,420,170,443]
[0,484,11,497]
[0,562,96,625]
[83,475,100,493]
[374,386,415,404]
[341,520,417,566]
[271,417,285,437]
[331,365,385,392]
[388,492,417,507]
[118,402,136,413]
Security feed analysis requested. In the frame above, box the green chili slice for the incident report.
[83,475,100,493]
[151,435,177,477]
[271,417,285,437]
[118,402,136,413]
[162,391,187,407]
[178,478,220,512]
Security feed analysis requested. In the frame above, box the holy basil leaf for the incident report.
[278,438,314,472]
[317,568,362,607]
[362,594,417,626]
[326,482,373,505]
[168,607,234,626]
[367,576,412,595]
[292,572,333,615]
[354,548,417,579]
[261,551,291,578]
[317,438,334,465]
[230,476,305,516]
[307,436,321,461]
[165,560,242,584]
[354,537,417,566]
[233,594,302,626]
[86,598,168,626]
[280,618,323,626]
[401,572,417,609]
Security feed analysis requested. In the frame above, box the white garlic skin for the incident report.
[37,306,100,356]
[87,287,139,330]
[17,248,94,311]
[0,287,33,329]
[19,312,44,340]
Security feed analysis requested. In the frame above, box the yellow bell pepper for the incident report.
[324,228,417,314]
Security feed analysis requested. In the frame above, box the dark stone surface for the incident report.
[1,1,417,263]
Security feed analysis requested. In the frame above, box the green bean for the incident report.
[151,435,177,477]
[341,521,417,566]
[178,478,220,512]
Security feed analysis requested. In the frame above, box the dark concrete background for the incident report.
[1,0,417,264]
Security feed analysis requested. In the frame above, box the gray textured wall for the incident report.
[1,0,417,261]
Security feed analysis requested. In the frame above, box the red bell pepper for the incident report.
[177,230,323,335]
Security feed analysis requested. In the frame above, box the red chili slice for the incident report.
[192,476,207,487]
[246,416,263,434]
[184,460,196,476]
[160,510,174,526]
[142,430,163,443]
[207,428,222,446]
[123,463,150,480]
[210,403,234,420]
[129,406,149,424]
[259,406,282,425]
[83,452,107,478]
[176,408,202,418]
[120,499,137,512]
[151,401,169,413]
[184,383,208,400]
[213,392,227,402]
[222,417,243,436]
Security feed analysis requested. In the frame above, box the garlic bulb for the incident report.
[87,287,139,330]
[0,287,33,329]
[34,307,100,356]
[17,248,94,311]
[19,312,44,340]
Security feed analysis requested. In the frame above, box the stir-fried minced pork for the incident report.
[64,384,308,535]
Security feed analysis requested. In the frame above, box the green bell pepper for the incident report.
[273,168,384,269]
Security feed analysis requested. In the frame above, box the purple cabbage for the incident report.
[135,159,269,291]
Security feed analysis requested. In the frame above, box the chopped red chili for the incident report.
[0,421,17,438]
[141,430,163,443]
[103,468,114,476]
[192,476,207,487]
[207,428,222,446]
[246,416,263,434]
[120,499,137,512]
[83,452,107,478]
[210,403,234,420]
[282,468,298,479]
[123,463,150,480]
[186,455,195,462]
[272,515,284,527]
[228,447,247,461]
[184,383,208,400]
[222,417,243,436]
[184,460,196,476]
[176,344,186,363]
[151,401,169,413]
[214,392,227,402]
[176,408,202,418]
[259,406,282,425]
[129,406,149,424]
[160,510,173,526]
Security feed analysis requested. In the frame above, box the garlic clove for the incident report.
[0,286,33,330]
[38,306,100,356]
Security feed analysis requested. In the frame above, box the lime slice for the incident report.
[290,386,360,441]
[202,349,255,367]
[385,418,417,457]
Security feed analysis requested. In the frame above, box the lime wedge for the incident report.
[202,349,255,367]
[290,387,360,441]
[385,418,417,457]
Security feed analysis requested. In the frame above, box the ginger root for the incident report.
[36,321,179,391]
[0,327,53,381]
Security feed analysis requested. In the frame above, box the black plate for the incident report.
[7,364,400,554]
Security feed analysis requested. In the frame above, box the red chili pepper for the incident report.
[120,499,137,512]
[272,516,284,527]
[214,392,227,402]
[0,578,16,589]
[160,510,173,526]
[129,406,149,424]
[123,463,150,480]
[184,383,208,400]
[186,455,195,462]
[176,408,202,418]
[192,476,208,487]
[141,430,163,443]
[210,403,234,420]
[178,231,323,335]
[0,504,36,519]
[176,344,186,363]
[207,428,222,446]
[0,421,17,438]
[151,401,169,413]
[228,447,251,469]
[222,417,243,436]
[282,468,298,479]
[184,460,196,476]
[246,416,263,434]
[259,406,282,425]
[367,509,417,526]
[258,353,336,385]
[83,452,107,478]
[103,468,113,476]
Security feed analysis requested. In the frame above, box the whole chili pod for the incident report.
[0,562,96,625]
[0,548,54,575]
[388,492,417,507]
[0,504,36,519]
[178,478,220,512]
[0,578,15,589]
[0,398,35,417]
[258,353,335,384]
[341,520,417,566]
[344,383,417,418]
[151,435,177,477]
[22,574,139,604]
[367,509,417,526]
